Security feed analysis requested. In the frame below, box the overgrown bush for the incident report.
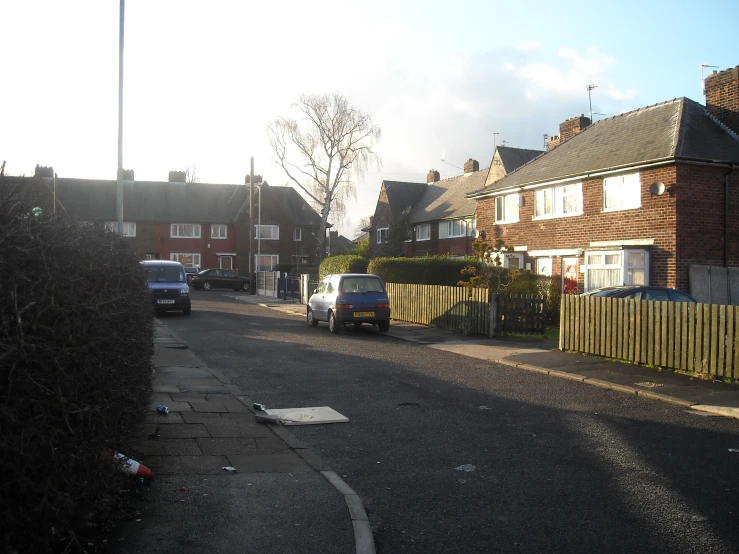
[318,255,368,279]
[507,271,563,323]
[368,256,474,285]
[0,186,154,552]
[272,263,318,275]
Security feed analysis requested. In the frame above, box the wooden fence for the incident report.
[386,283,490,335]
[560,295,739,380]
[497,294,545,334]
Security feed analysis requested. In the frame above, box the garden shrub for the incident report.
[368,256,474,285]
[318,255,368,279]
[0,185,154,553]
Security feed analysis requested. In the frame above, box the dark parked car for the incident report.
[141,260,191,315]
[582,286,696,302]
[184,266,200,283]
[307,273,390,333]
[190,268,250,291]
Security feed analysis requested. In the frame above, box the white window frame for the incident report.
[255,254,279,272]
[377,227,388,244]
[495,193,520,224]
[534,183,583,219]
[584,249,649,291]
[211,224,227,239]
[603,172,641,212]
[255,225,279,240]
[536,257,553,276]
[503,253,524,270]
[105,221,136,237]
[293,228,302,241]
[170,252,201,267]
[171,223,201,239]
[447,220,465,238]
[416,223,431,241]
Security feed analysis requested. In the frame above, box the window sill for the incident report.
[416,238,431,242]
[171,236,202,239]
[494,220,519,225]
[533,212,583,221]
[601,205,641,214]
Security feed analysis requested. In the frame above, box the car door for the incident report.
[313,277,330,320]
[209,269,224,287]
[222,270,239,288]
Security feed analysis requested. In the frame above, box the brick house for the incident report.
[367,149,541,258]
[19,169,323,274]
[467,66,739,295]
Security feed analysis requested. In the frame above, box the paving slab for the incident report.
[156,423,211,439]
[135,438,203,456]
[152,384,180,394]
[148,401,193,412]
[169,392,209,402]
[142,454,230,475]
[156,367,216,379]
[190,400,229,413]
[177,385,232,394]
[154,377,225,387]
[144,412,185,424]
[225,452,314,473]
[196,437,258,455]
[153,347,204,368]
[201,417,272,438]
[255,435,293,454]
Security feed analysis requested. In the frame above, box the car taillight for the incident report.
[375,303,389,308]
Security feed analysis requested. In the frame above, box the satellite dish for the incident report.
[649,181,666,197]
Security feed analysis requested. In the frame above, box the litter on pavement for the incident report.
[264,406,349,426]
[455,464,476,472]
[254,412,282,424]
[222,466,237,472]
[729,448,739,453]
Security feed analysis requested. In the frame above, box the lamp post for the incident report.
[256,183,262,265]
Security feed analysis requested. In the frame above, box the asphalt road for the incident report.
[163,292,739,554]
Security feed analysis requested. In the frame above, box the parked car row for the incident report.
[581,286,696,302]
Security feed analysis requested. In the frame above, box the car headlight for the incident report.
[180,285,190,296]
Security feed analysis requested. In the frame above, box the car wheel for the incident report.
[183,306,192,316]
[378,320,390,333]
[307,308,318,327]
[241,282,249,291]
[202,281,212,291]
[329,311,340,334]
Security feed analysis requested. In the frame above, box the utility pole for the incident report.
[249,156,255,294]
[116,0,125,234]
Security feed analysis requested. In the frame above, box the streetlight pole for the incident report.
[116,0,125,235]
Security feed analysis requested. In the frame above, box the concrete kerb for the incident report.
[159,323,377,554]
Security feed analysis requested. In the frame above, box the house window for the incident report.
[447,220,465,237]
[534,183,582,218]
[255,225,279,240]
[536,258,553,276]
[105,221,136,237]
[170,253,201,267]
[171,223,201,238]
[416,224,431,241]
[603,172,641,211]
[377,227,388,244]
[211,224,227,239]
[585,249,649,291]
[504,253,524,270]
[255,254,278,272]
[293,228,302,241]
[495,193,519,223]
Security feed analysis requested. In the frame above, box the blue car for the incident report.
[307,273,390,334]
[141,260,192,315]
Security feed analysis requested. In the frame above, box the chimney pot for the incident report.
[463,159,479,174]
[168,170,187,183]
[427,170,440,183]
[34,164,53,179]
[118,169,134,181]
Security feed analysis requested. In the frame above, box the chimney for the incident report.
[705,66,739,136]
[34,164,53,178]
[559,114,591,142]
[427,169,440,183]
[463,159,480,174]
[168,170,186,183]
[547,135,561,151]
[118,169,134,181]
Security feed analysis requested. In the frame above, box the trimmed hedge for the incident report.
[272,263,319,275]
[318,255,368,279]
[507,271,562,323]
[368,256,474,285]
[0,186,154,552]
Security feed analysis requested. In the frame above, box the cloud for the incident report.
[516,40,541,51]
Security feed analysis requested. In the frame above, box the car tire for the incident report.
[378,320,390,333]
[307,308,318,327]
[183,306,192,316]
[329,311,340,334]
[202,281,212,291]
[240,282,249,291]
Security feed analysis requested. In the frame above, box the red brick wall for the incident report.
[475,165,679,289]
[675,163,739,291]
[369,185,393,257]
[407,222,474,257]
[705,66,739,136]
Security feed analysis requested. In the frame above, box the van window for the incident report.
[146,266,185,283]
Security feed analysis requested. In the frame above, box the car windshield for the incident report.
[340,277,384,293]
[589,288,625,297]
[146,266,185,283]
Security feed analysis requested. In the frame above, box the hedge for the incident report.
[367,256,474,285]
[0,186,154,552]
[318,255,368,279]
[507,271,563,324]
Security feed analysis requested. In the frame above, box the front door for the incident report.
[562,257,578,294]
[220,256,233,270]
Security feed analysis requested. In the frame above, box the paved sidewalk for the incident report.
[233,294,739,419]
[106,321,370,554]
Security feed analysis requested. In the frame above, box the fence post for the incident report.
[489,293,498,338]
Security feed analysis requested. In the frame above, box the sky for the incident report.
[1,0,738,238]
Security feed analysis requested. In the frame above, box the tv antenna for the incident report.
[440,150,463,170]
[700,63,718,95]
[543,134,549,149]
[587,84,598,122]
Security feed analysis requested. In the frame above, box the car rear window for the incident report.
[340,277,384,293]
[146,266,185,283]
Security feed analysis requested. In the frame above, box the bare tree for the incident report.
[184,165,201,184]
[355,216,372,238]
[267,93,381,260]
